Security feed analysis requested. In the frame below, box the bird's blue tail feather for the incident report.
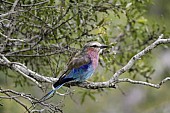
[40,84,64,101]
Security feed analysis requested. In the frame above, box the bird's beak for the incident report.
[100,45,108,49]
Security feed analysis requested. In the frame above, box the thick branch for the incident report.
[0,34,170,90]
[0,54,56,86]
[109,34,170,82]
[69,34,170,89]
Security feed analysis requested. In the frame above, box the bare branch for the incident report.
[0,54,56,85]
[69,81,116,89]
[1,34,170,90]
[66,34,170,89]
[1,1,169,112]
[6,93,30,112]
[159,77,170,86]
[117,77,170,89]
[0,11,17,18]
[117,78,160,88]
[0,88,62,113]
[21,0,49,7]
[0,0,19,18]
[0,88,30,112]
[10,0,20,12]
[109,34,169,82]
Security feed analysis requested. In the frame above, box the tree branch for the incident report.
[0,88,62,113]
[0,54,56,86]
[1,34,170,90]
[66,34,170,89]
[110,34,169,82]
[0,0,19,18]
[117,77,170,89]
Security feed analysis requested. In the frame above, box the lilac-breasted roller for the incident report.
[41,42,108,101]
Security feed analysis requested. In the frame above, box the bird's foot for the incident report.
[55,88,75,96]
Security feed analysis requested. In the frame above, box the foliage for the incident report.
[0,0,170,112]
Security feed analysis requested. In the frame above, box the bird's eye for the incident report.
[91,45,98,48]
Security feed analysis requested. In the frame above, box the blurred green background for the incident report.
[1,0,170,113]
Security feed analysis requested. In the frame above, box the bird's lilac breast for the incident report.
[66,62,94,82]
[87,49,99,69]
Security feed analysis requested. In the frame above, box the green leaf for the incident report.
[88,93,96,101]
[137,17,148,24]
[97,18,105,26]
[81,92,87,104]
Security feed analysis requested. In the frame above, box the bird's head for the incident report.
[83,41,108,54]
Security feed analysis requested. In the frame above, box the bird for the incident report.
[40,41,108,101]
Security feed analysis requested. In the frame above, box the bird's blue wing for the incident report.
[40,54,91,101]
[53,53,91,88]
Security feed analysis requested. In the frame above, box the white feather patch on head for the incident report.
[85,41,102,47]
